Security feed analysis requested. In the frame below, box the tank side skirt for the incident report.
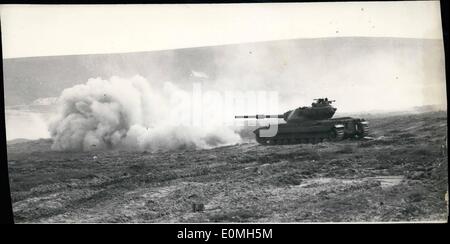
[255,127,344,145]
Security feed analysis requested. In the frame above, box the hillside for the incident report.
[3,37,445,112]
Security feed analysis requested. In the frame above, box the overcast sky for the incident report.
[0,1,444,59]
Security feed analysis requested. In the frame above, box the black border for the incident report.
[0,20,14,225]
[0,0,432,4]
[0,0,448,234]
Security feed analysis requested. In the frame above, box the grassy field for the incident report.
[7,111,448,223]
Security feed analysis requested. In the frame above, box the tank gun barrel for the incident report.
[235,114,284,119]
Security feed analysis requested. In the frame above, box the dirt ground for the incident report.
[7,111,448,223]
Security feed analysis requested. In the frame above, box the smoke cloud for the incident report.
[5,110,51,140]
[49,75,241,151]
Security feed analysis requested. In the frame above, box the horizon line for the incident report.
[2,36,443,60]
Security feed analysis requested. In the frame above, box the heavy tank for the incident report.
[235,98,369,145]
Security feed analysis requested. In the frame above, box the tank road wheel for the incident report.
[255,137,264,145]
[328,131,335,141]
[335,130,344,141]
[357,122,370,138]
[257,136,271,145]
[329,125,345,142]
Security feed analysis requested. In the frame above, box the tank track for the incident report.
[256,125,345,145]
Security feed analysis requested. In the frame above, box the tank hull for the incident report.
[253,117,369,145]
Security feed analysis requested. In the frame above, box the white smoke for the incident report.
[49,75,241,151]
[5,109,51,140]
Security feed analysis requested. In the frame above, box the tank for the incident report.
[235,98,369,145]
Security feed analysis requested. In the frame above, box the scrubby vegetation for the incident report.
[7,111,448,222]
